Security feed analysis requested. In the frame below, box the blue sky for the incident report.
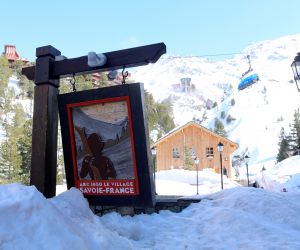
[1,0,299,61]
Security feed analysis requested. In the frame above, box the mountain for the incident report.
[133,34,300,168]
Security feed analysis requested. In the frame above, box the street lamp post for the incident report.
[194,157,200,195]
[291,53,300,92]
[217,142,224,190]
[151,147,157,193]
[244,155,250,187]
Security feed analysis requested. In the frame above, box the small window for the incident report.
[172,148,180,158]
[206,147,214,158]
[189,147,196,159]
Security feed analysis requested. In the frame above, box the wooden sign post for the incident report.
[28,46,61,198]
[22,43,166,199]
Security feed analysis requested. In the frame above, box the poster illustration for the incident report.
[66,96,139,196]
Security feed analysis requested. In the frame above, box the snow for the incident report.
[2,34,300,249]
[134,33,300,168]
[1,156,300,250]
[256,156,300,193]
[7,75,20,96]
[155,168,239,196]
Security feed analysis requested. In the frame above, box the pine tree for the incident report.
[156,99,175,135]
[277,127,290,162]
[0,58,15,182]
[288,109,300,155]
[183,146,194,170]
[17,120,32,184]
[13,60,34,98]
[226,114,236,124]
[221,111,226,119]
[0,56,13,96]
[145,90,157,132]
[201,110,208,123]
[59,75,94,94]
[0,103,28,183]
[144,91,175,142]
[214,118,227,137]
[0,58,33,184]
[230,98,236,106]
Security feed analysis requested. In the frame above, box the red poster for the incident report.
[66,96,139,196]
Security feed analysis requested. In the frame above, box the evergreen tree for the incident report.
[0,58,33,184]
[144,91,175,141]
[0,57,15,182]
[0,56,13,95]
[288,109,300,155]
[13,60,34,98]
[220,111,226,119]
[277,127,290,162]
[145,90,157,132]
[97,72,110,87]
[214,118,227,137]
[226,114,236,124]
[201,110,208,124]
[183,146,194,170]
[17,119,32,184]
[59,75,94,94]
[156,98,175,136]
[0,103,27,183]
[230,98,236,106]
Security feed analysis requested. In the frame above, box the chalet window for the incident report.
[172,148,180,158]
[206,147,214,158]
[189,148,196,159]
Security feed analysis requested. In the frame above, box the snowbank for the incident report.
[256,156,300,192]
[1,183,300,249]
[0,183,132,250]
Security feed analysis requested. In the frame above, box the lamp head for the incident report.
[217,142,224,152]
[244,154,250,164]
[291,52,300,91]
[151,147,156,155]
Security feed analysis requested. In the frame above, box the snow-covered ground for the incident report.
[1,156,300,249]
[134,34,300,168]
[2,34,300,249]
[155,168,239,196]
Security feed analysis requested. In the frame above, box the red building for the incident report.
[3,44,28,63]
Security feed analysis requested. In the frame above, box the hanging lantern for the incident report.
[291,52,300,91]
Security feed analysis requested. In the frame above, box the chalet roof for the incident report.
[3,44,28,63]
[152,121,238,149]
[4,44,20,61]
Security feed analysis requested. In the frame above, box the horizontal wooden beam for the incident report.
[22,43,166,81]
[22,66,35,81]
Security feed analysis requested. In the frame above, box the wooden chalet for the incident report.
[152,121,238,178]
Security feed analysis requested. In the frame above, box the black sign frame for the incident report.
[58,83,155,206]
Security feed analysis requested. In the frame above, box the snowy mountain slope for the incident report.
[133,34,300,166]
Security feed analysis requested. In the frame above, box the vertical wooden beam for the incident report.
[30,46,61,198]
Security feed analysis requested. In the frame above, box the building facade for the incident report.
[152,121,238,178]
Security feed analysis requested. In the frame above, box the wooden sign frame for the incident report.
[58,83,155,206]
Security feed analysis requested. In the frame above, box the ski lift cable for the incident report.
[159,52,243,60]
[0,51,248,68]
